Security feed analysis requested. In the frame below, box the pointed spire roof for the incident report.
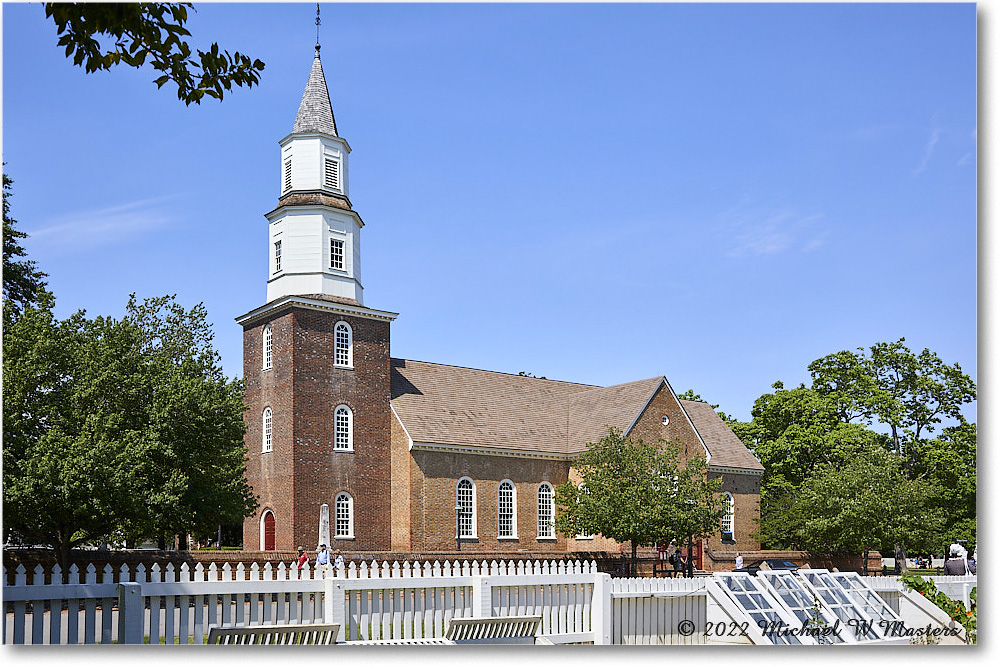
[293,47,338,136]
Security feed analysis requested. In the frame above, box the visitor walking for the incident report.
[334,549,345,573]
[316,543,330,576]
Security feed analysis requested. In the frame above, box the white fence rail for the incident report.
[3,562,976,646]
[4,559,604,645]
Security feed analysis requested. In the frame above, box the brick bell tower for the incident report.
[238,43,397,553]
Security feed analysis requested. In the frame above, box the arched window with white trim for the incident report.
[262,407,273,453]
[457,478,476,538]
[334,405,353,451]
[260,509,275,551]
[537,482,555,539]
[721,492,735,538]
[334,492,354,539]
[262,324,273,370]
[498,480,516,538]
[334,321,353,368]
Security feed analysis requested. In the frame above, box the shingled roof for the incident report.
[680,399,764,471]
[293,48,338,136]
[390,359,762,471]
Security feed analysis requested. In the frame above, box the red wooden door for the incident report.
[263,512,276,551]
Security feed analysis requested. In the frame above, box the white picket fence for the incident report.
[3,561,976,646]
[864,575,977,609]
[3,559,607,645]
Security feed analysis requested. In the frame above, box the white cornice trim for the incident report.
[390,404,414,450]
[278,132,352,153]
[265,202,364,228]
[235,296,398,326]
[411,441,569,462]
[708,464,765,477]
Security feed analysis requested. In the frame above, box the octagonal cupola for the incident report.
[266,46,364,305]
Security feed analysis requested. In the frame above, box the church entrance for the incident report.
[262,511,275,551]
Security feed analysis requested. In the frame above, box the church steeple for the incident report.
[264,43,363,305]
[292,47,338,137]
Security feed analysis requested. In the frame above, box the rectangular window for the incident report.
[283,160,292,191]
[274,240,282,273]
[330,238,344,270]
[325,158,340,190]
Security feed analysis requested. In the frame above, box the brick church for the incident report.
[238,47,763,561]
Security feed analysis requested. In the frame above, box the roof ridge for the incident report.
[390,357,598,389]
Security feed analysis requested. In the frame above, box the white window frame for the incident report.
[334,321,353,368]
[334,404,353,452]
[334,492,354,539]
[537,482,555,540]
[259,509,275,551]
[262,324,273,370]
[497,480,517,539]
[330,237,345,271]
[274,240,282,274]
[262,407,273,453]
[721,492,735,536]
[457,477,477,539]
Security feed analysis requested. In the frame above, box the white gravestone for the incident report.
[319,504,330,549]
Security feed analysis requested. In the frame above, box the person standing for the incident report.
[334,549,345,574]
[735,552,744,570]
[315,543,330,576]
[296,546,309,571]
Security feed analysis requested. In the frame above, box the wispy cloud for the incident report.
[913,116,942,175]
[25,196,177,254]
[719,201,827,258]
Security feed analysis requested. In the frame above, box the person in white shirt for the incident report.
[735,552,744,570]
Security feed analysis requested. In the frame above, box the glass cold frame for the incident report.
[757,571,848,643]
[827,572,906,636]
[799,570,882,641]
[715,573,812,645]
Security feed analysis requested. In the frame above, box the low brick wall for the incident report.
[703,548,882,574]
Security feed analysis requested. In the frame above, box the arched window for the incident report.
[260,510,275,551]
[262,407,273,453]
[334,405,353,451]
[456,478,476,538]
[334,321,353,368]
[498,480,516,538]
[537,483,555,539]
[721,492,735,537]
[334,492,354,539]
[575,483,594,540]
[263,324,273,370]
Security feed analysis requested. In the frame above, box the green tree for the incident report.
[44,3,265,105]
[784,444,943,569]
[554,427,726,576]
[2,172,47,316]
[3,293,256,571]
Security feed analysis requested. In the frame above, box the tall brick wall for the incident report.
[626,383,706,462]
[705,471,761,553]
[242,304,393,552]
[408,450,570,553]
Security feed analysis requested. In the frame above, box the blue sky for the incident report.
[2,2,978,423]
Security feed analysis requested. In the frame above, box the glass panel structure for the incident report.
[714,573,813,645]
[757,571,849,643]
[826,572,907,638]
[798,570,883,641]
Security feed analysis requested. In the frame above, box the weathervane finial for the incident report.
[315,3,322,53]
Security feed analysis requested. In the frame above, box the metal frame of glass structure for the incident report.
[713,573,816,645]
[755,571,850,644]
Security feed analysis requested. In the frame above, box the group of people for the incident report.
[296,543,346,573]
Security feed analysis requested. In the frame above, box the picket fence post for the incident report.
[117,583,145,644]
[471,576,492,618]
[590,571,612,645]
[324,578,347,642]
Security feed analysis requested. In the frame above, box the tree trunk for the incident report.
[58,537,72,584]
[630,541,638,577]
[157,535,167,551]
[895,544,908,574]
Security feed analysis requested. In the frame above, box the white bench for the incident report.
[207,623,341,645]
[346,615,550,645]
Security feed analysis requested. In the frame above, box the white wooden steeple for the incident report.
[265,45,364,305]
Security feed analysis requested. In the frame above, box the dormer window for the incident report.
[325,158,340,190]
[283,160,292,192]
